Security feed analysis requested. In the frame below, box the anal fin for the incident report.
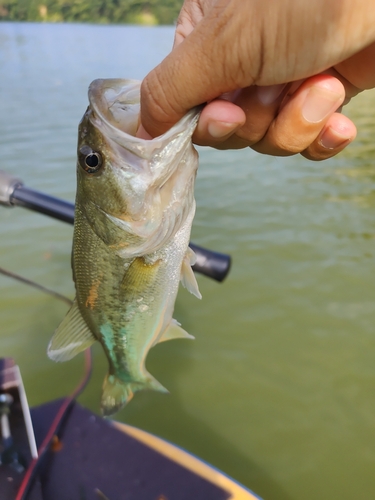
[48,299,96,362]
[158,318,195,343]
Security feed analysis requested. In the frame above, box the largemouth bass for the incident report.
[48,79,201,416]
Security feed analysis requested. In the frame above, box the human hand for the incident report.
[139,0,375,160]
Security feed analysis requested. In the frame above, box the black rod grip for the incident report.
[11,186,75,224]
[189,243,231,283]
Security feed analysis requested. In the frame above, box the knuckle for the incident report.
[269,134,306,155]
[302,151,330,161]
[302,145,337,161]
[265,121,319,154]
[236,126,267,146]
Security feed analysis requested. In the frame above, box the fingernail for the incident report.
[302,86,343,123]
[207,120,239,138]
[319,126,352,150]
[257,84,286,105]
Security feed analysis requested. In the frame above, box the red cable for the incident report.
[15,348,92,500]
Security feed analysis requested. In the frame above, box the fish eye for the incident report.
[79,146,103,174]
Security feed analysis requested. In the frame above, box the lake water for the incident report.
[1,22,375,500]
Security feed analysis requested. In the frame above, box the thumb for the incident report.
[140,2,261,137]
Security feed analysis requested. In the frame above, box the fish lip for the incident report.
[87,78,201,157]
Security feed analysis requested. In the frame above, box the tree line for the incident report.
[0,0,184,25]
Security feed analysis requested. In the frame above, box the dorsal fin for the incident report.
[158,319,195,343]
[48,299,96,362]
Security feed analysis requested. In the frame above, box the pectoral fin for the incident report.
[48,299,96,362]
[158,319,195,343]
[180,248,202,299]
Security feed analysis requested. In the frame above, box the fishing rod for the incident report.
[0,170,231,282]
[0,266,72,305]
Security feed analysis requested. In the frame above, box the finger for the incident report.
[136,124,153,140]
[173,1,206,48]
[318,67,360,104]
[192,84,287,149]
[301,113,356,161]
[334,41,375,90]
[253,75,345,156]
[232,84,287,144]
[192,99,247,147]
[141,31,237,136]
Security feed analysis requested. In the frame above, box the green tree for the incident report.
[0,0,184,24]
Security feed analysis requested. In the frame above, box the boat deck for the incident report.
[29,400,261,500]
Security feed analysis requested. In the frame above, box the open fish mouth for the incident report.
[87,79,200,162]
[81,79,201,255]
[88,79,141,137]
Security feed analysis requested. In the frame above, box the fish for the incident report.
[48,78,201,416]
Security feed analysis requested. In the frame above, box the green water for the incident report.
[1,22,375,500]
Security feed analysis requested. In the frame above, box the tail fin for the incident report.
[101,373,168,417]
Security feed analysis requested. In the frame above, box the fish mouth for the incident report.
[89,78,141,137]
[87,79,200,161]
